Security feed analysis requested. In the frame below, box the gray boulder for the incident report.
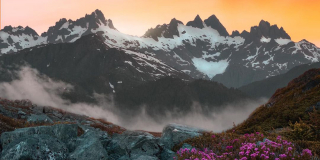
[27,114,53,124]
[1,134,68,160]
[18,110,26,115]
[1,127,37,147]
[107,131,161,159]
[107,134,128,160]
[160,124,203,149]
[1,124,78,148]
[69,130,108,160]
[77,125,111,149]
[52,124,78,144]
[131,154,159,160]
[181,143,194,150]
[160,148,176,160]
[118,155,131,160]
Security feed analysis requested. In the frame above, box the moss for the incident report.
[89,118,126,136]
[0,114,25,134]
[234,69,320,133]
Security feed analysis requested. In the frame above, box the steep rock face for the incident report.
[1,25,39,37]
[0,26,46,54]
[231,30,241,37]
[143,18,183,40]
[1,9,320,88]
[212,39,320,87]
[244,20,291,43]
[204,15,229,36]
[186,15,205,29]
[0,34,191,103]
[0,9,115,54]
[43,9,115,44]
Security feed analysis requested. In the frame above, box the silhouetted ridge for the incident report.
[204,15,229,36]
[186,15,205,29]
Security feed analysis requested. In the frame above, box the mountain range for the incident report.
[1,9,319,88]
[0,33,250,117]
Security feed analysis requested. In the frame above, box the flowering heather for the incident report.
[176,132,314,160]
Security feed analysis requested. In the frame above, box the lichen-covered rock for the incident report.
[52,124,78,144]
[107,131,161,159]
[107,134,128,160]
[1,127,37,147]
[160,148,176,160]
[27,114,53,124]
[69,130,108,160]
[131,154,159,160]
[1,124,78,148]
[118,155,131,160]
[17,110,26,115]
[181,143,193,150]
[1,134,68,160]
[77,125,111,149]
[160,124,203,149]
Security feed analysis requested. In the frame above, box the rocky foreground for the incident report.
[0,98,203,160]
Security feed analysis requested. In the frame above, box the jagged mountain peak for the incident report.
[143,18,183,40]
[1,25,39,37]
[195,14,201,20]
[84,9,107,25]
[244,20,291,42]
[169,18,184,26]
[258,20,271,28]
[299,39,311,43]
[231,30,241,37]
[186,14,204,29]
[106,19,116,30]
[203,15,229,36]
[42,9,116,43]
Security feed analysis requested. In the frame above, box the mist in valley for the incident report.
[0,66,267,132]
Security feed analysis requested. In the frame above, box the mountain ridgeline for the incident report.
[239,62,320,99]
[0,9,319,89]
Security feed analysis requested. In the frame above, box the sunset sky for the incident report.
[1,0,320,46]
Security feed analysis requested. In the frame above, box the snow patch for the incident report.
[59,22,69,30]
[109,82,115,93]
[275,38,291,46]
[260,36,271,43]
[192,58,229,79]
[124,61,133,65]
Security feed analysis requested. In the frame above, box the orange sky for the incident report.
[1,0,320,46]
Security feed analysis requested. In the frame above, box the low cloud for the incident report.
[0,66,267,132]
